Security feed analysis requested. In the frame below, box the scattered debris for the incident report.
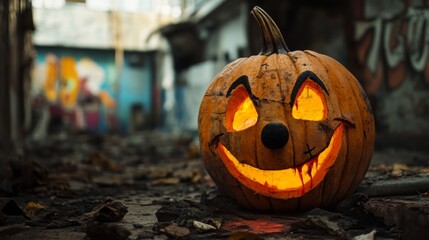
[88,152,118,172]
[151,177,181,186]
[290,215,349,238]
[89,197,128,222]
[193,220,216,232]
[362,198,429,239]
[160,223,190,238]
[353,229,376,240]
[155,199,211,224]
[0,132,426,239]
[23,202,47,220]
[206,218,222,229]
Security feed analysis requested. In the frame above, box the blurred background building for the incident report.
[1,0,429,156]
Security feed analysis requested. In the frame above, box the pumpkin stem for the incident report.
[251,6,290,55]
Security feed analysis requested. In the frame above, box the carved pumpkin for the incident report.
[198,6,375,212]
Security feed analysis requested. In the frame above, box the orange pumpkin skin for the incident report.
[198,7,375,212]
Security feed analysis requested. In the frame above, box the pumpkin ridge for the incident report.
[343,74,373,197]
[206,58,247,95]
[239,184,256,209]
[282,53,298,169]
[286,51,316,169]
[251,6,289,55]
[273,54,286,101]
[282,51,300,105]
[331,69,365,204]
[254,55,270,99]
[303,52,350,205]
[308,52,365,204]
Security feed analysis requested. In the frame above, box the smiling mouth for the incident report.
[216,124,344,199]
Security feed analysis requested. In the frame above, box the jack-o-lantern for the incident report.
[198,6,375,212]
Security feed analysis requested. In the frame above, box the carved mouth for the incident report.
[216,124,344,199]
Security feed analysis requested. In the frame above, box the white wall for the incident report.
[168,3,249,131]
[33,4,172,50]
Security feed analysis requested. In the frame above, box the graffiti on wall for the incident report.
[354,1,429,94]
[32,54,118,132]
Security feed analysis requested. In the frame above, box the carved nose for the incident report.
[261,122,289,149]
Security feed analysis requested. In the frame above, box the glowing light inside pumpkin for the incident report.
[292,80,327,121]
[225,86,258,131]
[217,124,343,199]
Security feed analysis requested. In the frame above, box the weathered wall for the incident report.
[164,2,249,131]
[32,4,168,51]
[350,0,429,144]
[30,4,168,134]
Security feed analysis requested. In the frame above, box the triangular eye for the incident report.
[292,80,327,121]
[225,86,258,131]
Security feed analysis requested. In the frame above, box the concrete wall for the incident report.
[350,0,429,142]
[164,2,249,131]
[33,4,169,50]
[30,3,167,134]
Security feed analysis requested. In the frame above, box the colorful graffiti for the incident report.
[32,54,118,132]
[353,0,429,94]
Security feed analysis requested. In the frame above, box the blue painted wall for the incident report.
[33,46,153,133]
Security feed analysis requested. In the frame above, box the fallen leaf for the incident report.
[207,218,222,229]
[90,197,128,222]
[161,223,190,238]
[392,163,409,171]
[353,229,376,240]
[290,216,349,238]
[193,220,216,231]
[23,201,47,220]
[191,172,202,183]
[88,152,118,172]
[152,177,180,186]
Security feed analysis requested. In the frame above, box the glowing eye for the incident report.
[292,80,327,121]
[225,86,258,131]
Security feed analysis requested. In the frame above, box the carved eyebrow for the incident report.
[290,71,329,108]
[226,75,254,97]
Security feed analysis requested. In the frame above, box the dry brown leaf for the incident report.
[90,197,128,222]
[152,177,180,186]
[353,229,376,240]
[161,223,190,238]
[207,218,222,229]
[24,201,47,220]
[88,152,118,172]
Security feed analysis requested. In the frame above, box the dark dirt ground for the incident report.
[1,131,429,240]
